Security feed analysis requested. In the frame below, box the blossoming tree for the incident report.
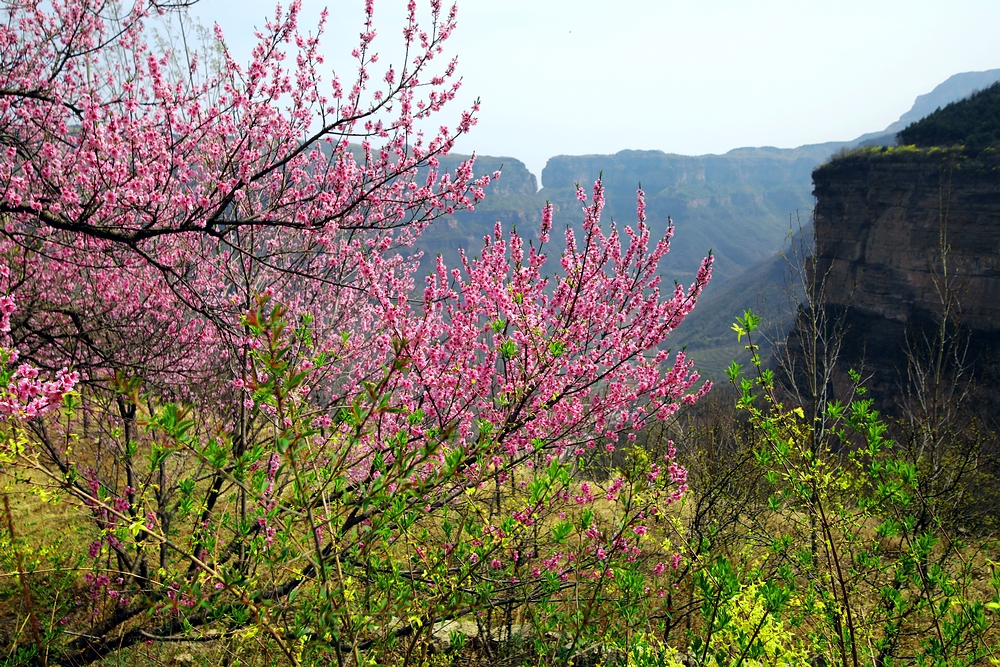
[0,0,712,664]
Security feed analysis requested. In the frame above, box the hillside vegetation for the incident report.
[898,81,1000,147]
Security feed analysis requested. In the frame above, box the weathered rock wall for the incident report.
[809,147,1000,404]
[813,147,1000,332]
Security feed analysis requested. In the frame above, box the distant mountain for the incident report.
[427,144,845,286]
[667,224,812,379]
[895,69,1000,131]
[409,154,545,272]
[535,145,842,284]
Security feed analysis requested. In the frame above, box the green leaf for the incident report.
[551,521,573,543]
[499,339,517,358]
[725,360,743,382]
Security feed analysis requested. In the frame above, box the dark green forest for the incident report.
[898,81,1000,147]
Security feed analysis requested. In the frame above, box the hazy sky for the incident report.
[189,0,1000,183]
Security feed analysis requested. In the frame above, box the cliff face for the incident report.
[810,147,1000,401]
[813,148,1000,331]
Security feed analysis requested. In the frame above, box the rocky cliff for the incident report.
[813,147,1000,330]
[810,146,1000,397]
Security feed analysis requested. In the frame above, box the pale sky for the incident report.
[189,0,1000,183]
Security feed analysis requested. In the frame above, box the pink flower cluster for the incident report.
[0,364,78,420]
[0,296,78,421]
